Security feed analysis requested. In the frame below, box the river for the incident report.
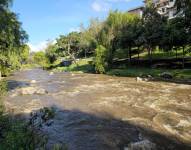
[4,68,191,150]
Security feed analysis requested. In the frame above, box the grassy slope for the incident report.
[136,50,191,59]
[52,57,94,73]
[107,67,191,80]
[115,48,191,60]
[50,57,191,80]
[110,48,191,80]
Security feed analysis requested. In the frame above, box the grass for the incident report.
[114,48,191,60]
[0,80,46,149]
[21,63,40,70]
[0,80,7,113]
[137,50,191,59]
[106,67,191,81]
[51,57,95,73]
[49,56,191,81]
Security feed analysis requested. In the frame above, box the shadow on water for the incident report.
[7,80,30,91]
[12,106,191,150]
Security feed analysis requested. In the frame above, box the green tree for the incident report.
[56,32,81,61]
[33,51,48,66]
[0,0,28,75]
[80,19,103,58]
[118,14,142,63]
[20,44,30,64]
[176,0,191,45]
[45,42,58,64]
[95,45,108,74]
[142,3,167,65]
[98,11,130,68]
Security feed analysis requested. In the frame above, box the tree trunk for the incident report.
[84,49,87,58]
[182,46,185,69]
[108,48,114,69]
[129,46,132,65]
[68,42,77,65]
[176,48,178,60]
[0,71,1,80]
[148,46,152,67]
[137,47,140,65]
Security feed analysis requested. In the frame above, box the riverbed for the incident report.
[5,68,191,150]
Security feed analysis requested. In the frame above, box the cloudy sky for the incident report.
[12,0,143,52]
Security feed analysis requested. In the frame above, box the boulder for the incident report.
[160,72,173,79]
[30,80,37,84]
[29,107,55,128]
[60,60,72,67]
[21,87,37,95]
[49,72,54,76]
[29,112,43,127]
[20,87,48,95]
[45,120,54,126]
[136,77,149,82]
[125,140,156,150]
[36,88,48,95]
[147,75,153,78]
[136,77,144,82]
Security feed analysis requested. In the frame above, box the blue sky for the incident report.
[12,0,143,51]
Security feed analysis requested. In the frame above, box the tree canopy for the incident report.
[0,0,28,75]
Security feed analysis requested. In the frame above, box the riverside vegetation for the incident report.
[32,0,191,81]
[0,0,46,149]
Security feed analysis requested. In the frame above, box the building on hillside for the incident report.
[128,6,144,18]
[128,0,177,19]
[154,0,177,19]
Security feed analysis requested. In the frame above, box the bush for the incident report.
[0,53,22,76]
[0,80,7,113]
[0,118,46,150]
[0,81,46,149]
[95,45,108,74]
[33,51,49,67]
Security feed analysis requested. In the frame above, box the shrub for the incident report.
[0,118,46,150]
[0,80,7,113]
[95,45,108,74]
[0,81,46,149]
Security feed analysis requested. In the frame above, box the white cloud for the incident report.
[92,2,102,12]
[106,0,132,2]
[91,0,133,12]
[91,1,111,12]
[28,40,56,52]
[69,27,80,33]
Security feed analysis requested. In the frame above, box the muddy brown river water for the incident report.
[4,69,191,150]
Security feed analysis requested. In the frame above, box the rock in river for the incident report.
[16,87,48,95]
[160,72,173,79]
[125,140,156,150]
[30,80,37,84]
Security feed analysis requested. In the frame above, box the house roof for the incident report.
[128,6,144,12]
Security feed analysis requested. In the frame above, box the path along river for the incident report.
[4,68,191,150]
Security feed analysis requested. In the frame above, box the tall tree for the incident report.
[98,11,131,68]
[176,0,191,43]
[142,3,167,66]
[119,14,142,64]
[80,18,102,58]
[0,0,28,75]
